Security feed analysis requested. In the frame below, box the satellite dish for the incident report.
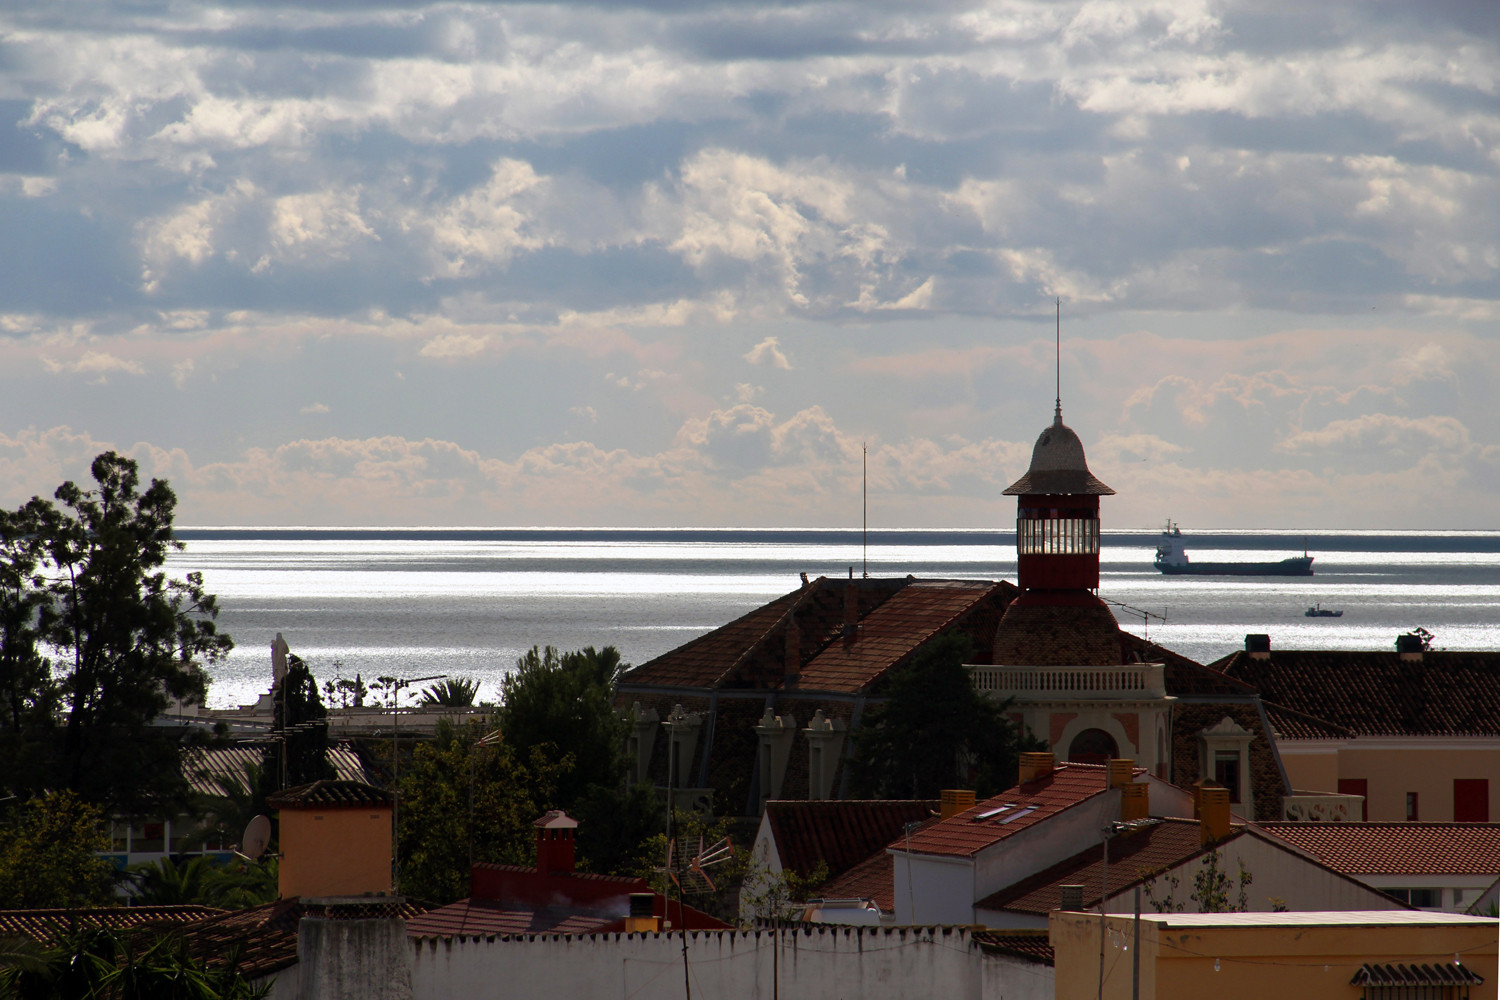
[241,814,272,860]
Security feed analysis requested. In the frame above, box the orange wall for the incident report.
[278,805,392,899]
[1282,745,1500,821]
[1052,912,1498,1000]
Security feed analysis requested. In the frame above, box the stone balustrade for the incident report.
[1281,792,1363,822]
[967,663,1167,700]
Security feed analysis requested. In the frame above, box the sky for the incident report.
[0,0,1497,529]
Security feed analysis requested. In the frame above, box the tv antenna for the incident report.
[1054,296,1063,424]
[1100,597,1168,645]
[862,442,868,579]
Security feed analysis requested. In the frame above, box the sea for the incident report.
[169,528,1500,709]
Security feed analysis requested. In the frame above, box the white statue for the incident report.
[272,633,290,684]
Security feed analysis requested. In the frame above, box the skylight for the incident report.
[995,806,1038,825]
[974,804,1014,821]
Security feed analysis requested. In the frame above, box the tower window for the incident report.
[1016,515,1099,555]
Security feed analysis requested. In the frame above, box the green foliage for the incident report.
[420,677,479,707]
[259,655,331,797]
[571,781,665,877]
[0,453,233,813]
[846,632,1043,799]
[739,860,830,927]
[395,719,557,904]
[321,668,367,709]
[0,791,115,909]
[125,856,276,910]
[1142,850,1255,914]
[1,927,269,1000]
[498,646,628,805]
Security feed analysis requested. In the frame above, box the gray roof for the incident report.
[1004,414,1114,496]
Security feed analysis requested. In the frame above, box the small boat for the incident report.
[1153,521,1314,576]
[1304,604,1343,618]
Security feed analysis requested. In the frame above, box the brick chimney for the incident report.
[843,573,859,639]
[940,789,976,819]
[1396,633,1424,662]
[1245,634,1270,660]
[1018,751,1055,784]
[1198,786,1231,844]
[534,810,578,874]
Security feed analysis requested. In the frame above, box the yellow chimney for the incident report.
[1108,758,1135,789]
[1199,786,1231,844]
[1018,751,1055,784]
[1120,782,1149,822]
[941,789,976,819]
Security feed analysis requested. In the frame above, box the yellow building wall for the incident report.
[278,805,392,899]
[1052,913,1499,1000]
[1278,748,1338,794]
[1340,747,1500,822]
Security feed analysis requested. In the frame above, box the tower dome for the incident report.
[1003,412,1114,497]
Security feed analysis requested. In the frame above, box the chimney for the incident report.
[624,893,660,933]
[1396,633,1424,662]
[1108,758,1135,789]
[534,810,578,874]
[1018,751,1055,784]
[784,615,802,681]
[1245,634,1270,660]
[940,789,976,819]
[1120,782,1149,823]
[1057,885,1085,911]
[844,574,859,628]
[1199,786,1231,844]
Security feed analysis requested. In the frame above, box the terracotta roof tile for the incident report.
[404,900,612,938]
[176,898,430,979]
[992,596,1124,666]
[896,763,1114,858]
[0,906,225,944]
[267,779,391,809]
[618,589,805,689]
[971,929,1055,965]
[1258,823,1500,875]
[795,582,1007,693]
[764,799,937,881]
[818,848,898,912]
[1263,702,1355,740]
[976,819,1239,915]
[1218,650,1500,737]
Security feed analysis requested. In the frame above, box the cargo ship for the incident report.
[1153,521,1314,576]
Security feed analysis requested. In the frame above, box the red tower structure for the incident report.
[1003,402,1114,593]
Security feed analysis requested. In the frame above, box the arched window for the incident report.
[1068,728,1118,765]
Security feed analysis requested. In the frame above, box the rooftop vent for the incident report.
[1245,634,1271,660]
[1057,885,1085,911]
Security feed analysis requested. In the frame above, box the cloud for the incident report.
[743,336,792,369]
[300,402,330,414]
[41,351,145,377]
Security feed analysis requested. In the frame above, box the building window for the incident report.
[1383,887,1441,908]
[1015,512,1099,555]
[1214,750,1242,804]
[1067,728,1118,765]
[1405,792,1419,822]
[1338,778,1368,821]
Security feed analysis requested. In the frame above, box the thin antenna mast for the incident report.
[862,443,868,579]
[1055,296,1062,424]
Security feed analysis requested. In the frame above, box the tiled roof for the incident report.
[184,743,369,797]
[266,779,391,809]
[895,763,1116,858]
[818,846,899,913]
[992,595,1125,666]
[176,898,430,979]
[0,906,225,944]
[1258,823,1500,875]
[405,899,612,938]
[765,800,937,881]
[1263,702,1355,740]
[975,819,1239,915]
[619,588,807,689]
[971,929,1055,966]
[796,582,1007,693]
[1216,649,1500,736]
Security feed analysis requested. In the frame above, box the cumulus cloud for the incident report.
[300,402,330,414]
[41,351,145,377]
[743,336,792,369]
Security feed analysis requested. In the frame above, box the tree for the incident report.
[126,856,276,910]
[7,452,234,812]
[258,654,331,798]
[846,632,1043,799]
[498,646,627,805]
[1,927,270,1000]
[420,677,478,707]
[0,791,115,909]
[0,500,58,789]
[395,719,553,904]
